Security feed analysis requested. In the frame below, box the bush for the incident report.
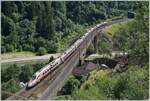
[62,76,80,95]
[23,44,35,52]
[45,41,58,53]
[32,63,45,73]
[1,64,21,82]
[37,47,47,56]
[5,44,14,52]
[19,65,33,82]
[1,46,6,53]
[64,65,149,100]
[49,56,54,63]
[2,79,20,100]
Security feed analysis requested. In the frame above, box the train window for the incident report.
[52,60,55,63]
[32,75,36,80]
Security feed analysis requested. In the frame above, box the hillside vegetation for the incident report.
[55,65,148,100]
[54,1,149,100]
[103,21,130,36]
[1,1,149,100]
[1,51,36,59]
[1,62,47,99]
[2,1,135,54]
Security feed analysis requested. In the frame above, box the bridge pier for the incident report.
[91,30,102,54]
[79,59,84,66]
[79,49,87,66]
[93,35,98,53]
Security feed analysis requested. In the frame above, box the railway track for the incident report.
[6,18,130,100]
[7,39,87,100]
[7,62,63,100]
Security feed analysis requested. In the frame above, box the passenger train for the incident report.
[26,21,108,88]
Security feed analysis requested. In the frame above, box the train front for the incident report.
[26,74,37,89]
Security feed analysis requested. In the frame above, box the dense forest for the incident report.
[2,1,135,54]
[1,1,149,100]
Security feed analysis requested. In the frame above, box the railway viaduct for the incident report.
[6,18,128,100]
[38,23,106,100]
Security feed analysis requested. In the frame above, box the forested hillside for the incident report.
[2,1,135,54]
[55,65,149,100]
[1,62,47,99]
[54,1,149,100]
[1,1,149,100]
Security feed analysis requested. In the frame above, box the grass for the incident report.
[103,20,132,36]
[1,51,36,59]
[1,60,48,70]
